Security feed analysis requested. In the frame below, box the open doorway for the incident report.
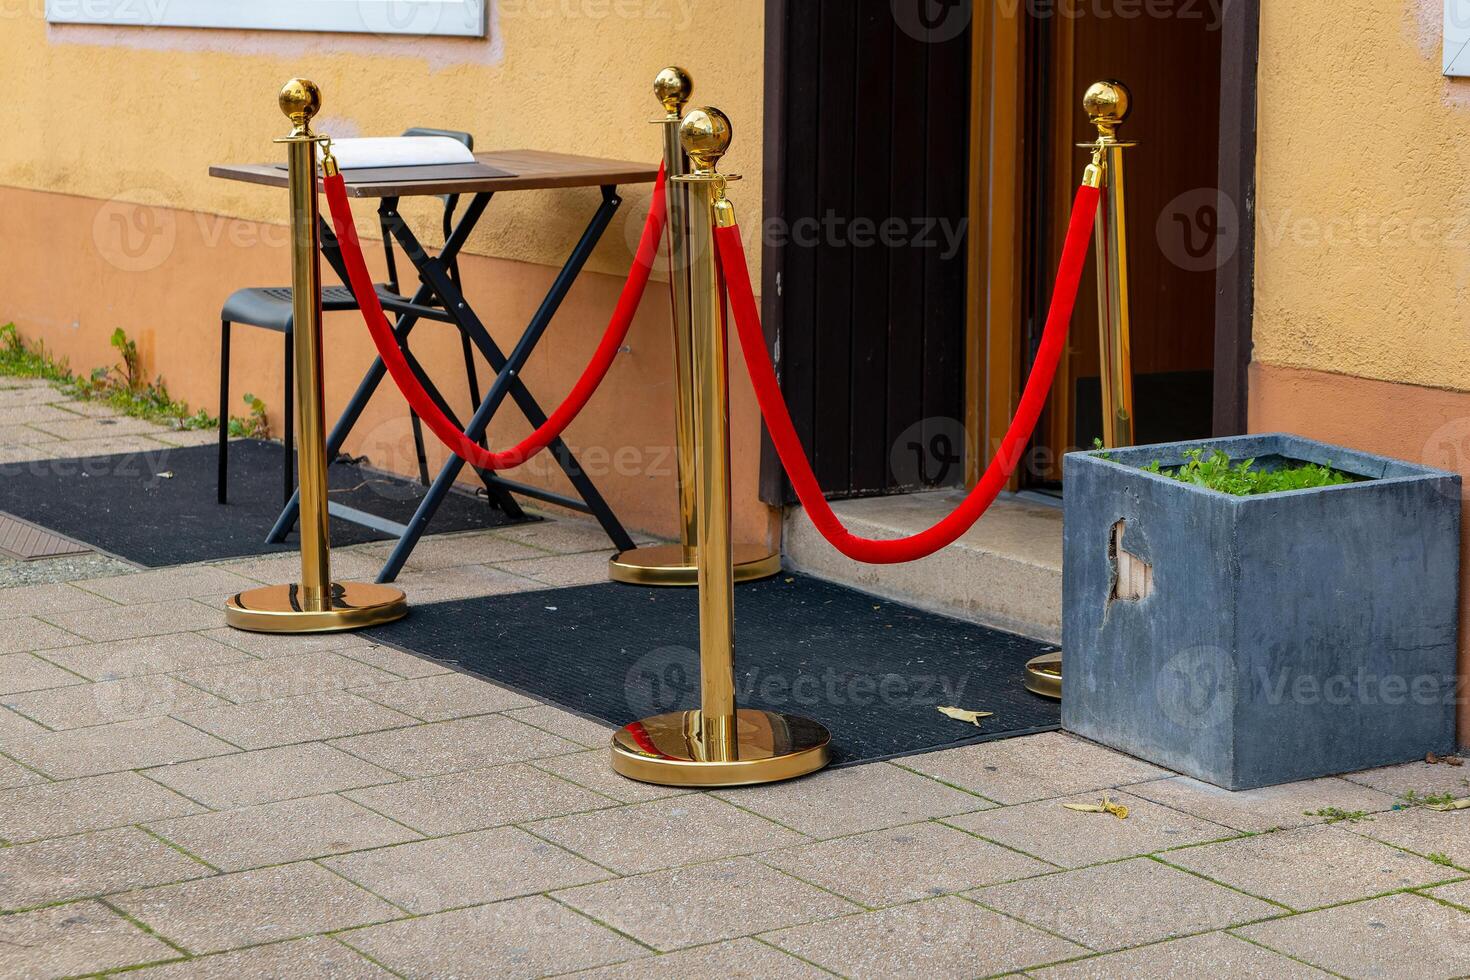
[761,1,1256,503]
[1022,4,1221,490]
[971,2,1257,494]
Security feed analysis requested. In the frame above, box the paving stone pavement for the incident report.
[0,383,1468,977]
[0,522,1463,980]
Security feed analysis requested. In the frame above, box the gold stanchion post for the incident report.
[1086,80,1136,450]
[610,108,830,786]
[225,79,409,634]
[1025,79,1136,700]
[608,69,780,588]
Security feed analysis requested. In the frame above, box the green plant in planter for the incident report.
[1142,448,1354,496]
[1091,439,1354,496]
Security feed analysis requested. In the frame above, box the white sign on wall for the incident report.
[1447,0,1470,75]
[45,0,487,37]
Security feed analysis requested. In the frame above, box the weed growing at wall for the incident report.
[0,322,267,437]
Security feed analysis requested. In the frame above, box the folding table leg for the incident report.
[218,319,231,505]
[266,197,495,543]
[270,186,637,576]
[410,412,430,485]
[375,186,636,583]
[460,331,483,408]
[283,330,295,507]
[445,245,526,519]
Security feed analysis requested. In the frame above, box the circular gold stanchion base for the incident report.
[611,708,830,787]
[608,543,781,587]
[1024,651,1063,700]
[225,582,408,634]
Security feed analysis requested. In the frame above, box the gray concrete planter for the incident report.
[1062,433,1460,790]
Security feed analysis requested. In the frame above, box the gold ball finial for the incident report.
[653,66,693,116]
[679,107,732,173]
[1083,79,1130,138]
[279,78,322,132]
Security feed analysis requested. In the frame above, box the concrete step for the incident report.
[783,491,1063,643]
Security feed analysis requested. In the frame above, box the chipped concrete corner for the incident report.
[1108,519,1153,605]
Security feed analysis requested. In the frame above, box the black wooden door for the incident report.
[763,0,971,501]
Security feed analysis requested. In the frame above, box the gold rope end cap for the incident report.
[714,197,737,228]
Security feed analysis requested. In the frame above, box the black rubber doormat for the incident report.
[0,439,530,568]
[364,576,1061,767]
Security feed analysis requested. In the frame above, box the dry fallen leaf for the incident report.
[1426,752,1465,768]
[937,706,994,728]
[1428,797,1470,811]
[1063,797,1130,820]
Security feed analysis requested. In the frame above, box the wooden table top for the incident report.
[210,148,659,198]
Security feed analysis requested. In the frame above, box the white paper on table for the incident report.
[327,137,477,170]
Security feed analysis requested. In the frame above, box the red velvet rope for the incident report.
[717,183,1101,564]
[323,163,667,471]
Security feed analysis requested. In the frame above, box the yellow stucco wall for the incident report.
[1253,0,1470,390]
[0,4,764,278]
[1252,0,1470,744]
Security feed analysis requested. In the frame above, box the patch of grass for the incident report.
[1305,807,1372,824]
[0,321,70,382]
[0,322,267,436]
[1399,790,1459,810]
[1427,852,1455,867]
[67,327,216,431]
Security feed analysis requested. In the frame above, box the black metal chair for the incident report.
[217,127,478,505]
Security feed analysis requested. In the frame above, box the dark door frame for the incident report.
[758,0,793,505]
[1213,0,1260,436]
[758,0,1258,504]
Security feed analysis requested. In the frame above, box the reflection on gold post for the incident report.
[608,69,781,588]
[610,108,830,786]
[1025,79,1136,700]
[224,79,408,634]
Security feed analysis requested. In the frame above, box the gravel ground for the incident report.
[0,552,136,588]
